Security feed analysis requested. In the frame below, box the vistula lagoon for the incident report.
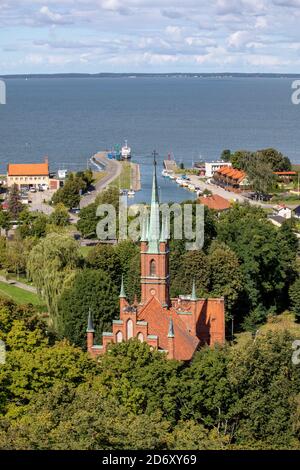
[0,76,299,202]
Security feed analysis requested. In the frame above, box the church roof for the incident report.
[138,296,200,361]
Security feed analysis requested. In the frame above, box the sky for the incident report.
[1,0,300,74]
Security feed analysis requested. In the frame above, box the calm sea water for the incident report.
[0,77,299,203]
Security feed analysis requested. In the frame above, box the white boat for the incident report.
[128,189,135,197]
[162,169,169,177]
[121,140,131,160]
[169,174,176,180]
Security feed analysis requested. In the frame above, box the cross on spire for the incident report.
[152,149,158,166]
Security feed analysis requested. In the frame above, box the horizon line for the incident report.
[2,72,300,79]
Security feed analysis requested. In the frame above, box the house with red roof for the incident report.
[198,194,231,212]
[213,166,250,192]
[7,157,52,190]
[86,159,225,361]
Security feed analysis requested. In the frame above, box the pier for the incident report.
[131,162,141,191]
[164,160,178,172]
[80,151,122,208]
[81,151,141,208]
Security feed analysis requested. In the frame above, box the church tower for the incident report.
[140,152,170,307]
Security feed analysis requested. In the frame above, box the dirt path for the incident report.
[0,275,37,293]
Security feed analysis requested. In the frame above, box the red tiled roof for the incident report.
[216,166,246,182]
[138,296,199,361]
[7,159,49,176]
[198,194,231,211]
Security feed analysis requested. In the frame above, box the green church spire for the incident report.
[119,275,126,298]
[191,279,197,301]
[86,309,95,333]
[148,150,160,253]
[168,318,175,338]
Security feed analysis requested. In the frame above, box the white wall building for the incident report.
[275,205,292,219]
[205,161,232,178]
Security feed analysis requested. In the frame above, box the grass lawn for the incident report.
[0,281,47,311]
[234,312,300,349]
[110,162,132,190]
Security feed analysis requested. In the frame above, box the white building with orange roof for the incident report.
[7,157,50,190]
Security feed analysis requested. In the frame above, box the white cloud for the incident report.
[227,31,252,49]
[165,25,183,40]
[38,6,71,24]
[0,0,300,73]
[255,16,268,29]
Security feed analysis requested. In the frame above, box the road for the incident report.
[80,152,122,208]
[187,175,271,209]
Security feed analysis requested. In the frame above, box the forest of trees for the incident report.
[0,298,299,449]
[0,186,299,449]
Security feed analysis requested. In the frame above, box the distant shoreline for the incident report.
[1,73,300,79]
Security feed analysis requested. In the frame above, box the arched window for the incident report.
[127,319,133,339]
[150,259,156,276]
[137,333,144,343]
[116,331,123,343]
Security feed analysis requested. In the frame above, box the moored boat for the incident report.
[121,140,131,160]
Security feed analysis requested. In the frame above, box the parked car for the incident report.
[70,208,80,214]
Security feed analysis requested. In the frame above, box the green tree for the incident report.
[77,202,98,238]
[0,383,170,450]
[208,241,244,322]
[58,269,119,348]
[230,150,253,170]
[27,234,81,328]
[52,174,85,209]
[18,211,49,239]
[179,346,233,432]
[217,204,297,319]
[221,149,231,162]
[86,244,121,285]
[49,203,69,227]
[0,209,11,238]
[244,153,275,195]
[228,331,300,448]
[115,240,139,273]
[256,148,291,172]
[0,341,95,415]
[170,420,228,450]
[7,184,23,220]
[125,252,141,303]
[171,250,209,297]
[3,237,35,275]
[289,277,300,321]
[97,340,182,421]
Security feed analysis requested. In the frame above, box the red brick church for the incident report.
[87,160,225,361]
